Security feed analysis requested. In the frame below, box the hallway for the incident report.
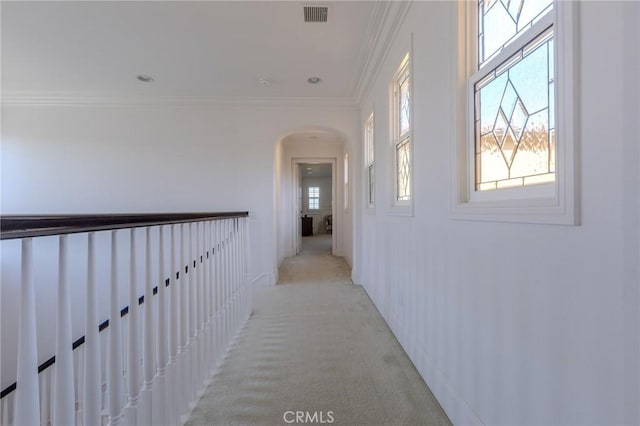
[186,235,451,425]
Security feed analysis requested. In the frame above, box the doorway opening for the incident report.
[299,162,333,254]
[292,158,337,256]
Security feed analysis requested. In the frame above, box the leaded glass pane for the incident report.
[399,72,410,136]
[396,139,411,201]
[366,117,374,165]
[475,29,555,191]
[368,164,375,205]
[478,0,553,67]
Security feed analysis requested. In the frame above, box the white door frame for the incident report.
[292,157,337,256]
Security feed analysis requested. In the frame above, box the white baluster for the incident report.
[40,371,48,426]
[188,222,197,405]
[139,228,155,425]
[155,226,168,425]
[201,222,209,385]
[196,222,205,393]
[168,224,179,425]
[244,217,251,318]
[108,230,124,426]
[224,220,230,347]
[14,238,40,426]
[1,396,9,426]
[125,229,140,426]
[83,232,101,426]
[234,218,240,329]
[53,235,76,426]
[213,220,222,362]
[228,221,233,342]
[207,221,216,377]
[179,223,188,419]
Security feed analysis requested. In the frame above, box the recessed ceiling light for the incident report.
[307,77,322,84]
[136,74,154,83]
[306,167,313,170]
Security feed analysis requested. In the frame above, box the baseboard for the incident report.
[358,283,484,426]
[249,272,275,287]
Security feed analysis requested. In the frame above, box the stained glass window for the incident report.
[368,164,375,205]
[478,0,553,67]
[393,54,411,203]
[398,71,410,136]
[365,114,375,206]
[474,1,554,192]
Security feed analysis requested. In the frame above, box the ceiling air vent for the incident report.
[304,6,328,23]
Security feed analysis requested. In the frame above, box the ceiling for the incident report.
[301,163,332,178]
[1,1,377,101]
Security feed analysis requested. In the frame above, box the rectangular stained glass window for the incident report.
[475,27,554,191]
[365,114,375,206]
[393,54,411,203]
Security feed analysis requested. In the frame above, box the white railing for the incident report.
[0,213,251,425]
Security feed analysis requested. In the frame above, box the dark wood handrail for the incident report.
[0,212,249,240]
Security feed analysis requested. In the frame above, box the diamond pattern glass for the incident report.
[399,73,410,136]
[475,29,555,190]
[396,140,411,201]
[478,0,552,66]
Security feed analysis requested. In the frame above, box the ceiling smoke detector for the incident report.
[259,77,273,86]
[307,77,322,84]
[304,6,328,23]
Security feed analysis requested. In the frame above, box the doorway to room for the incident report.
[294,160,336,255]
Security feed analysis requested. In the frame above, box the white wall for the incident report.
[1,103,358,285]
[354,2,639,426]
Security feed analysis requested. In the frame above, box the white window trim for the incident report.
[450,0,579,225]
[344,153,349,213]
[365,111,375,211]
[390,46,414,217]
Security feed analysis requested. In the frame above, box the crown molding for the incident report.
[348,1,392,98]
[354,1,413,105]
[1,93,360,109]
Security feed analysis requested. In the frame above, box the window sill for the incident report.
[389,202,414,217]
[451,196,579,225]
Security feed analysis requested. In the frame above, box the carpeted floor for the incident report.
[186,235,451,426]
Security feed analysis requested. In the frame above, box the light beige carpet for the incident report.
[186,235,451,426]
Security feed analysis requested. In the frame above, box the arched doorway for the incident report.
[274,127,349,268]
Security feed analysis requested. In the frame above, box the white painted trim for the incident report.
[1,93,359,109]
[249,272,274,288]
[449,0,579,225]
[364,110,376,213]
[291,158,338,257]
[414,347,486,426]
[349,1,392,99]
[389,37,414,217]
[355,1,413,105]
